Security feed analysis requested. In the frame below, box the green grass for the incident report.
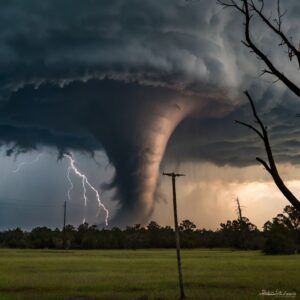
[0,249,299,300]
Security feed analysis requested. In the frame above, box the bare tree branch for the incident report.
[250,1,300,67]
[219,0,300,212]
[234,120,264,140]
[217,0,245,13]
[236,91,300,212]
[243,91,266,134]
[219,0,300,98]
[256,157,271,173]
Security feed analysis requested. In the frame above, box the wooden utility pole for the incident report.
[63,200,67,249]
[163,172,185,300]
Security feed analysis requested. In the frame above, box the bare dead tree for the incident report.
[235,197,246,249]
[236,91,300,212]
[217,0,300,212]
[217,0,300,98]
[235,197,243,221]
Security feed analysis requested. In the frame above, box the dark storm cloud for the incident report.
[165,88,300,167]
[0,0,298,93]
[0,0,300,225]
[0,0,243,96]
[0,79,228,225]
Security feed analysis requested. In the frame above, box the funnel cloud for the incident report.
[0,0,300,226]
[0,79,228,225]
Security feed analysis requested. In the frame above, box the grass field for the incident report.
[0,249,299,300]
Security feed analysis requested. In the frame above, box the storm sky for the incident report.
[0,0,300,229]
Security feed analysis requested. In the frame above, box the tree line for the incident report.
[1,205,299,254]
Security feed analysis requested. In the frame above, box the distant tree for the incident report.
[178,220,197,248]
[147,221,161,232]
[235,198,246,249]
[263,222,297,255]
[64,224,76,249]
[274,206,300,232]
[2,228,28,248]
[29,227,55,248]
[263,205,300,253]
[220,217,260,249]
[52,228,63,249]
[218,0,300,212]
[81,225,99,249]
[124,224,147,249]
[0,218,268,250]
[180,220,196,232]
[109,227,124,249]
[147,221,165,248]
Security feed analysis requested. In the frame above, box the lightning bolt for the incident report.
[64,153,109,226]
[66,161,87,224]
[66,166,74,202]
[12,154,42,173]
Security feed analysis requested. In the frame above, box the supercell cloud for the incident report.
[0,0,300,225]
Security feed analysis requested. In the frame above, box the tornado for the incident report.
[85,80,227,226]
[0,79,229,227]
[93,96,194,226]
